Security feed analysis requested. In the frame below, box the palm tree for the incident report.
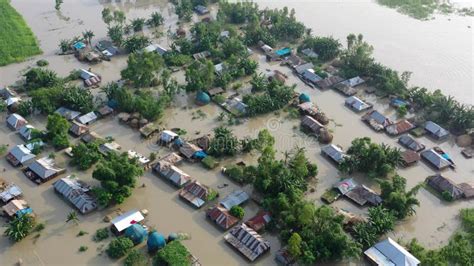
[148,12,164,27]
[59,39,70,53]
[66,211,79,225]
[82,30,94,46]
[131,18,146,32]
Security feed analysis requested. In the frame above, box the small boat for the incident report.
[433,147,456,168]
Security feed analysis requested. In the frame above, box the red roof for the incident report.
[245,211,271,232]
[207,206,239,230]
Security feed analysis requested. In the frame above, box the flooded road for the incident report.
[0,0,473,265]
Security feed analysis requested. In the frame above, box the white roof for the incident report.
[365,238,420,266]
[5,97,20,106]
[76,112,97,124]
[111,210,144,232]
[160,130,178,143]
[127,150,150,165]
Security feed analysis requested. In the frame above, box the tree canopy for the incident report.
[4,215,36,242]
[46,113,70,149]
[378,175,421,219]
[121,51,163,88]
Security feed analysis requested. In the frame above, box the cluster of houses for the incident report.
[296,95,333,144]
[0,179,32,219]
[72,39,119,63]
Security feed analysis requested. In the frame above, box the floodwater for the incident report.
[0,0,473,265]
[255,0,474,105]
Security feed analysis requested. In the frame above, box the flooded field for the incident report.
[0,0,473,265]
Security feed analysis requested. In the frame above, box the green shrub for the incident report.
[441,191,454,202]
[230,206,245,219]
[79,245,88,252]
[94,227,109,242]
[124,249,147,266]
[153,241,190,266]
[202,156,218,169]
[106,237,134,259]
[36,59,49,66]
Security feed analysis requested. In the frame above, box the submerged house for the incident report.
[6,145,36,167]
[2,199,30,218]
[69,121,89,137]
[334,83,357,96]
[401,150,420,167]
[160,153,183,165]
[315,76,344,90]
[194,5,209,15]
[297,102,318,116]
[99,142,121,156]
[294,62,314,75]
[55,107,81,121]
[421,149,452,170]
[144,44,168,55]
[220,190,249,210]
[321,144,346,165]
[334,178,358,195]
[301,69,323,85]
[159,130,179,145]
[224,223,271,262]
[0,184,23,203]
[18,124,35,141]
[53,175,97,214]
[24,157,66,184]
[222,97,248,116]
[362,110,393,131]
[345,185,382,206]
[110,210,145,235]
[365,238,420,266]
[340,76,365,87]
[207,205,239,230]
[139,123,160,138]
[301,48,318,58]
[301,115,324,135]
[179,142,203,160]
[81,131,102,144]
[179,180,211,208]
[153,161,191,187]
[386,120,416,136]
[398,135,425,152]
[345,96,372,112]
[245,211,271,232]
[424,121,449,140]
[76,112,98,125]
[426,174,464,200]
[79,69,101,87]
[127,150,150,166]
[7,113,27,131]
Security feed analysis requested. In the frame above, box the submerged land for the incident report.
[0,0,473,265]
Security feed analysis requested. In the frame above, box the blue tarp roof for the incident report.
[174,138,184,146]
[16,207,33,217]
[391,99,408,107]
[276,48,291,56]
[193,150,207,159]
[73,42,86,50]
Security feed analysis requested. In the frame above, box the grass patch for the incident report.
[0,0,42,66]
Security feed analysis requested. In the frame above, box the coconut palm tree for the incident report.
[59,39,70,53]
[82,30,95,46]
[131,18,146,32]
[66,211,79,225]
[147,12,164,27]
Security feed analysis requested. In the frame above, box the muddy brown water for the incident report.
[0,0,473,265]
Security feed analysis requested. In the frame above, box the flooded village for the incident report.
[0,0,473,265]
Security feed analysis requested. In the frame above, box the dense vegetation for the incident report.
[121,51,163,88]
[339,137,402,178]
[377,0,474,20]
[378,175,421,219]
[106,236,134,259]
[407,208,474,265]
[92,153,144,206]
[299,36,342,61]
[0,0,41,66]
[243,79,295,116]
[46,113,71,149]
[70,142,102,170]
[4,215,36,242]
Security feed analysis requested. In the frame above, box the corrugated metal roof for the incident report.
[365,238,420,266]
[220,190,249,210]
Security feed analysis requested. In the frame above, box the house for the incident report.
[386,120,416,136]
[334,83,357,96]
[365,238,420,266]
[297,102,318,116]
[159,153,183,165]
[179,180,211,208]
[362,110,393,131]
[73,41,86,50]
[159,130,179,144]
[0,87,16,99]
[223,97,248,116]
[301,115,324,135]
[334,178,358,195]
[5,96,20,107]
[398,135,425,152]
[220,190,249,210]
[81,131,102,144]
[207,205,239,230]
[2,199,29,218]
[55,107,81,121]
[224,223,271,261]
[0,184,23,203]
[79,69,101,87]
[110,210,145,234]
[214,63,224,75]
[179,142,203,160]
[260,44,273,53]
[275,248,296,266]
[144,44,168,55]
[6,145,36,167]
[458,183,474,199]
[139,123,160,138]
[426,174,464,200]
[345,96,372,112]
[24,157,66,184]
[53,176,98,214]
[390,98,410,109]
[96,40,118,56]
[192,51,211,60]
[194,5,209,15]
[285,55,306,68]
[245,211,271,232]
[425,121,449,140]
[18,124,35,141]
[98,105,114,117]
[193,135,211,151]
[206,87,224,97]
[301,69,323,85]
[69,121,89,137]
[6,113,27,130]
[301,48,318,58]
[339,76,365,87]
[99,142,121,156]
[421,149,452,170]
[321,144,346,165]
[315,76,344,90]
[127,150,150,166]
[153,161,191,187]
[401,150,420,167]
[76,112,98,125]
[345,185,382,206]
